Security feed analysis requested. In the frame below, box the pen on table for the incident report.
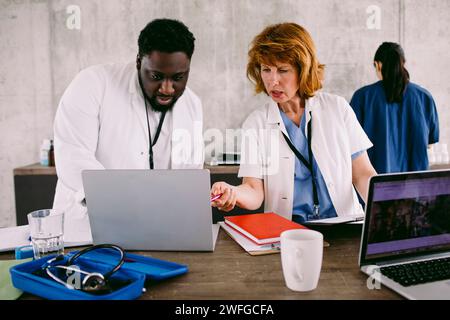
[258,243,280,250]
[342,216,364,224]
[210,193,223,202]
[270,243,281,250]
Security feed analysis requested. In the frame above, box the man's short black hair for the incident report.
[138,18,195,59]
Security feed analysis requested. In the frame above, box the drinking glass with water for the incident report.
[27,209,65,259]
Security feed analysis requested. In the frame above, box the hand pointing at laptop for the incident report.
[210,182,237,212]
[210,178,265,213]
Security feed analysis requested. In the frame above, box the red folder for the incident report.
[224,212,307,245]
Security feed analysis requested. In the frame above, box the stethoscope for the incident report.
[43,244,125,293]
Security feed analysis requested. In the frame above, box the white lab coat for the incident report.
[53,62,204,241]
[238,92,373,220]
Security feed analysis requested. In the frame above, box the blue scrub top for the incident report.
[350,81,439,174]
[280,110,364,223]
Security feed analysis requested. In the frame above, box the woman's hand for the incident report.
[210,181,237,212]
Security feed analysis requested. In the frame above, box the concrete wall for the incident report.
[1,0,449,227]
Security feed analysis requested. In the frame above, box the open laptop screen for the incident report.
[361,170,450,264]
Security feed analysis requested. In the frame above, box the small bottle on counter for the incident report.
[441,143,449,164]
[49,139,55,166]
[428,145,436,165]
[40,139,55,167]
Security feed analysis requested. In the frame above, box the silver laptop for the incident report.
[82,169,220,251]
[359,169,450,300]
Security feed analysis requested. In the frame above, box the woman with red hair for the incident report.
[211,23,376,224]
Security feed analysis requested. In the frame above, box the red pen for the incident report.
[210,193,223,202]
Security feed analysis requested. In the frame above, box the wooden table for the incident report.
[2,225,401,300]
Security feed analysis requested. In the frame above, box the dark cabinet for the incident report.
[14,164,57,226]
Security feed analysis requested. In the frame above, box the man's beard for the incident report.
[148,94,179,113]
[138,73,179,113]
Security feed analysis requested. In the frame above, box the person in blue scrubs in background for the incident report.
[350,42,439,174]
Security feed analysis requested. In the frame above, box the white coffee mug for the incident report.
[280,229,323,292]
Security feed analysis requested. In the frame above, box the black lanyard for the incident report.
[280,111,320,218]
[144,99,166,169]
[139,79,166,169]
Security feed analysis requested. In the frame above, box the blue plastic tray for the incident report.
[10,249,188,300]
[66,248,188,281]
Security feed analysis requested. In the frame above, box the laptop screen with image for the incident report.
[361,171,450,264]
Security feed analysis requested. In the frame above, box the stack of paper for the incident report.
[0,225,30,252]
[302,215,365,225]
[219,222,280,256]
[0,225,93,253]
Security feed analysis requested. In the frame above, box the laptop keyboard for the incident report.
[380,257,450,287]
